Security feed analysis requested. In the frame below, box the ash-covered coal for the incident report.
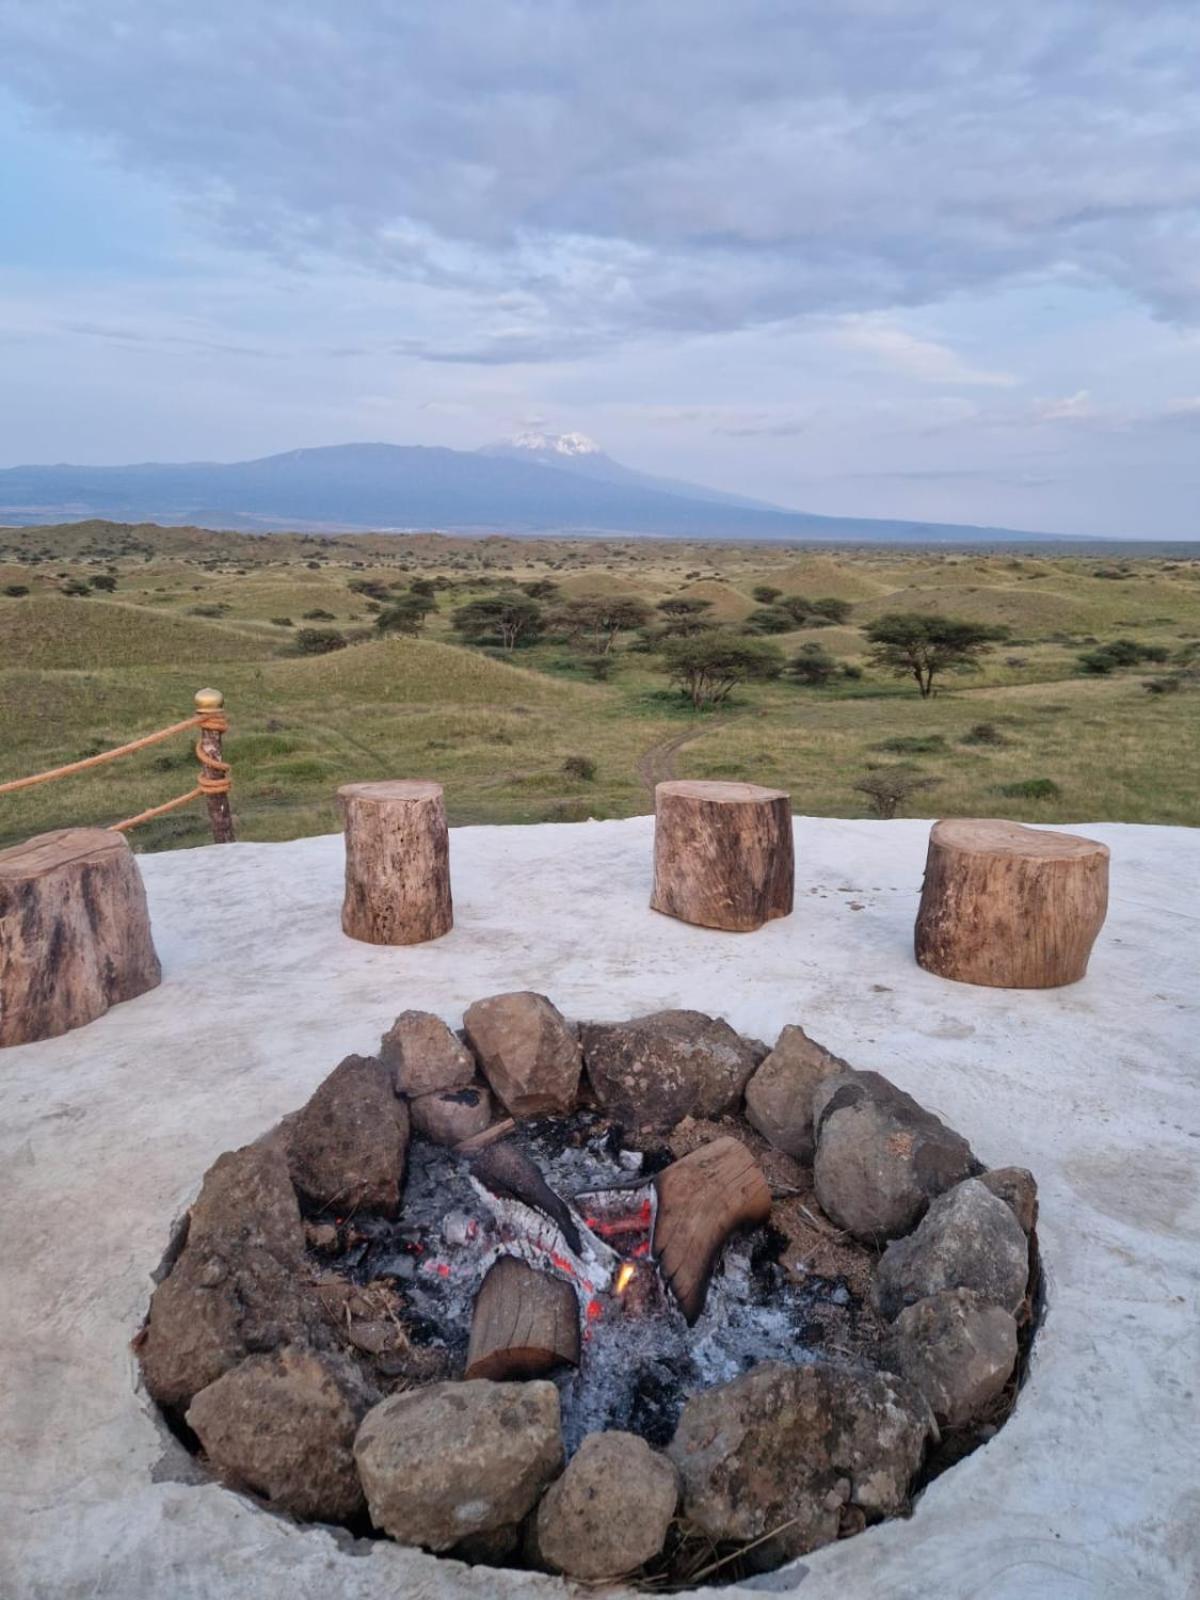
[328,1111,868,1454]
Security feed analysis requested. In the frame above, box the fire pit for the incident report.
[136,993,1039,1587]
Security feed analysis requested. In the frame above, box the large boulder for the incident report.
[410,1082,494,1146]
[380,1010,476,1099]
[668,1359,933,1567]
[582,1010,758,1131]
[354,1379,563,1551]
[884,1289,1019,1428]
[812,1069,977,1241]
[875,1178,1030,1320]
[744,1025,850,1161]
[186,1346,373,1521]
[138,1138,318,1410]
[536,1430,678,1580]
[463,992,582,1117]
[979,1166,1039,1235]
[286,1055,409,1217]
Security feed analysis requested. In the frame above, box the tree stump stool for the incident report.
[338,780,453,945]
[650,780,794,932]
[915,818,1109,988]
[0,827,161,1047]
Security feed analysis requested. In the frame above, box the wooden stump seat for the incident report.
[915,818,1109,989]
[651,780,794,932]
[338,780,452,946]
[0,827,161,1047]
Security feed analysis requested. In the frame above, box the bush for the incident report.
[60,578,91,596]
[187,603,230,617]
[294,627,349,655]
[786,642,839,685]
[270,616,295,627]
[745,606,797,634]
[90,573,117,591]
[562,754,596,781]
[3,584,29,597]
[872,734,947,755]
[302,608,336,620]
[961,721,1007,746]
[752,584,782,604]
[997,777,1061,800]
[1078,640,1170,674]
[852,766,940,820]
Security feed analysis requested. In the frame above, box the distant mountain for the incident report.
[478,432,784,513]
[0,439,1082,543]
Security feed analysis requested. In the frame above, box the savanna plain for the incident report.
[1,519,1197,853]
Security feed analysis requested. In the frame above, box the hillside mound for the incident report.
[0,598,278,670]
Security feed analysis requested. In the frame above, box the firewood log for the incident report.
[465,1256,580,1380]
[652,1137,772,1323]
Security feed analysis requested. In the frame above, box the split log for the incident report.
[0,827,161,1047]
[465,1256,580,1381]
[915,818,1109,989]
[652,1136,772,1324]
[651,780,793,932]
[338,780,452,945]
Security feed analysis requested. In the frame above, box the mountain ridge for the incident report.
[0,438,1102,543]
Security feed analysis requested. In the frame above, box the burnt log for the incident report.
[915,818,1109,989]
[465,1256,580,1381]
[0,827,160,1047]
[652,1136,772,1323]
[338,779,453,946]
[651,780,794,932]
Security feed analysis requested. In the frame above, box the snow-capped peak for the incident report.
[508,430,601,457]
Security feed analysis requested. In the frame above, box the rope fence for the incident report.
[0,688,235,844]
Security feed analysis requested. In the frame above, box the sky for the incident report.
[1,2,1199,538]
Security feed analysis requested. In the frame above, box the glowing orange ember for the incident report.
[614,1262,636,1296]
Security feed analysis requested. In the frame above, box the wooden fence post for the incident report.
[193,688,235,845]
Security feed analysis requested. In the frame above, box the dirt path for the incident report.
[637,719,728,794]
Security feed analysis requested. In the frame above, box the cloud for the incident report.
[2,0,1199,357]
[830,316,1017,387]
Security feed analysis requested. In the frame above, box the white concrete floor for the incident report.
[1,815,1197,1599]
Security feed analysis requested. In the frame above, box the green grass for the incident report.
[1,523,1198,850]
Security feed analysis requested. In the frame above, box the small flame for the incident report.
[614,1262,636,1296]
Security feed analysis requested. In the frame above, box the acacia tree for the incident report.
[553,595,651,653]
[451,592,545,650]
[864,613,1009,697]
[376,591,437,635]
[661,630,784,709]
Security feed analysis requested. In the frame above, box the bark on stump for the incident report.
[338,780,452,946]
[651,780,793,932]
[915,818,1109,989]
[0,827,161,1047]
[465,1255,580,1380]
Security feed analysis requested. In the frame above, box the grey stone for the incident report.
[744,1025,850,1161]
[463,992,582,1117]
[812,1069,977,1241]
[138,1137,321,1410]
[582,1009,758,1131]
[885,1288,1019,1428]
[286,1055,409,1218]
[186,1346,372,1521]
[668,1360,934,1568]
[876,1178,1030,1320]
[979,1166,1039,1235]
[410,1081,494,1146]
[536,1430,678,1580]
[354,1379,563,1551]
[380,1010,476,1099]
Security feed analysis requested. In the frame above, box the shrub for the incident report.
[187,603,230,618]
[270,616,295,627]
[852,766,940,820]
[961,721,1007,745]
[1078,640,1170,674]
[872,734,947,755]
[60,578,91,596]
[997,777,1061,800]
[302,608,336,621]
[562,754,596,781]
[90,573,117,591]
[294,627,348,655]
[745,606,797,634]
[3,584,29,597]
[752,584,782,604]
[786,642,839,685]
[376,592,437,635]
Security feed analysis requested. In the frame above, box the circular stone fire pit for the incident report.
[136,993,1039,1588]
